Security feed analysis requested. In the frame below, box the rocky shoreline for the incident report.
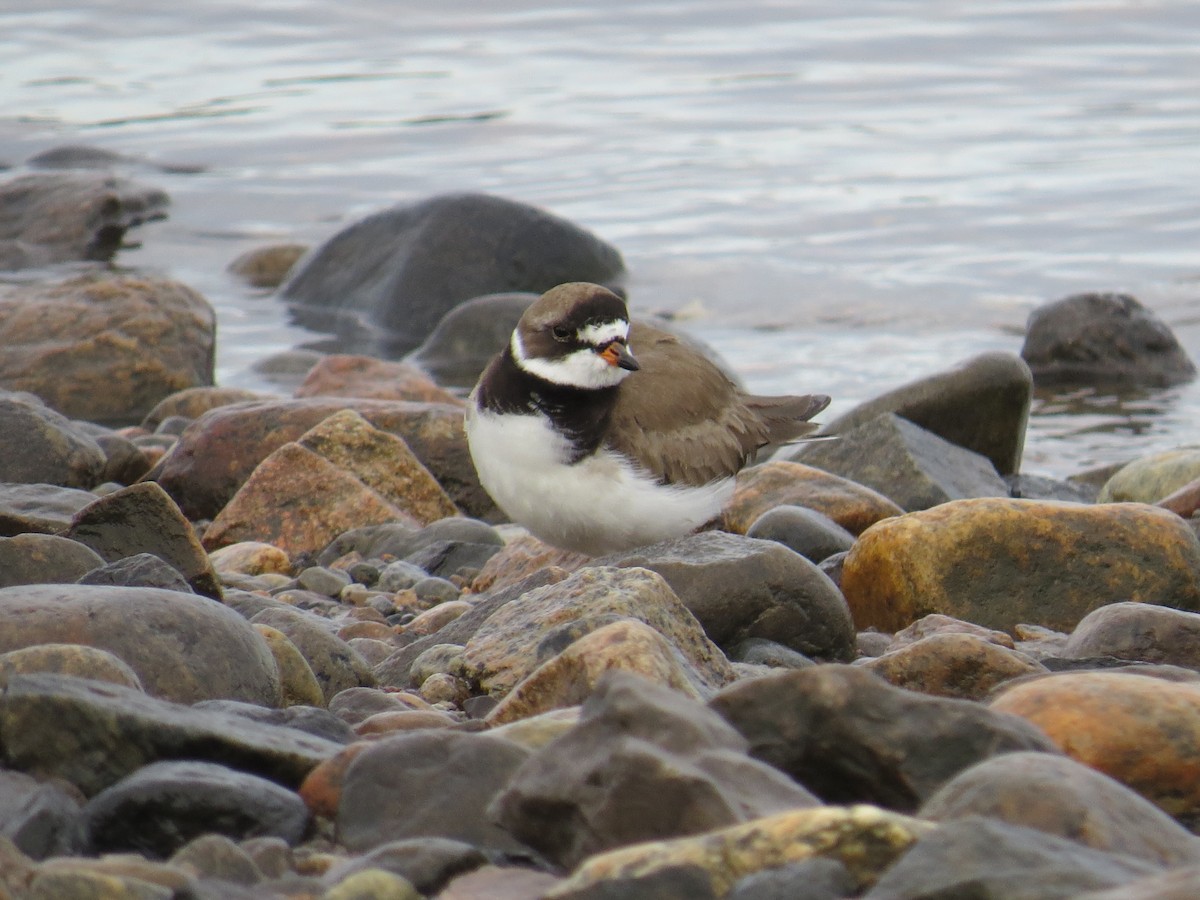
[4,152,1200,899]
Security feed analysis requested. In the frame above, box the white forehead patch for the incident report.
[577,320,629,346]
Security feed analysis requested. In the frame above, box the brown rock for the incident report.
[463,566,735,698]
[438,865,563,900]
[864,632,1048,700]
[0,643,143,690]
[296,409,460,525]
[253,625,325,708]
[150,397,491,521]
[722,460,904,536]
[0,273,215,424]
[991,671,1200,824]
[66,481,223,599]
[841,498,1200,633]
[403,600,474,637]
[227,243,308,289]
[202,443,416,558]
[1158,476,1200,519]
[298,742,372,818]
[295,354,462,405]
[469,534,589,593]
[353,709,457,737]
[207,541,292,576]
[485,619,709,726]
[141,386,271,430]
[1064,601,1200,669]
[889,613,1015,650]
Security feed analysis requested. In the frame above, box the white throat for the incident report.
[512,323,632,389]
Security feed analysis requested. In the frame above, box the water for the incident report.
[3,1,1200,477]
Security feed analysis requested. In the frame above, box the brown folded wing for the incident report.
[608,323,829,487]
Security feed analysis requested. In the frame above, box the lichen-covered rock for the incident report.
[840,498,1200,633]
[546,805,933,898]
[1099,447,1200,503]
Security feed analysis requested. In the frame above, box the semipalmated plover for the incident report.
[466,282,829,555]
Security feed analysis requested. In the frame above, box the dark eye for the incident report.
[551,325,571,341]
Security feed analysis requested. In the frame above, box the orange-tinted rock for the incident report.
[295,354,462,405]
[202,443,417,558]
[150,397,490,521]
[227,243,308,289]
[841,498,1200,633]
[991,671,1200,824]
[889,614,1015,650]
[298,742,372,818]
[864,632,1047,700]
[353,709,457,737]
[403,600,475,636]
[296,409,460,525]
[207,541,292,576]
[723,460,903,536]
[1158,476,1200,519]
[469,534,589,594]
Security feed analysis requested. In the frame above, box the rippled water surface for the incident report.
[4,1,1200,476]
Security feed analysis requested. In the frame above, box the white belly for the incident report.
[466,405,732,556]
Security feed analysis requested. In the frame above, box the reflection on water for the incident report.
[2,1,1200,479]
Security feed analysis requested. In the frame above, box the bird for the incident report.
[465,282,830,555]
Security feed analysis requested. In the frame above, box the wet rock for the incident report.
[406,291,537,388]
[710,664,1058,812]
[0,770,84,860]
[492,672,820,869]
[279,192,625,356]
[487,618,728,725]
[151,396,490,521]
[745,505,856,563]
[0,273,215,424]
[815,350,1032,476]
[0,583,280,704]
[795,412,1009,511]
[294,354,461,405]
[722,460,904,537]
[202,442,418,559]
[0,172,167,269]
[862,815,1162,899]
[0,533,104,586]
[597,532,855,662]
[462,566,736,697]
[920,751,1200,866]
[864,632,1047,700]
[66,481,222,598]
[250,606,376,704]
[991,671,1200,825]
[1021,291,1196,388]
[335,730,531,854]
[841,497,1200,633]
[1098,446,1200,503]
[0,673,341,796]
[227,243,308,289]
[0,483,98,536]
[0,643,142,690]
[141,386,269,430]
[81,760,309,858]
[548,805,931,898]
[0,393,107,488]
[1064,601,1200,669]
